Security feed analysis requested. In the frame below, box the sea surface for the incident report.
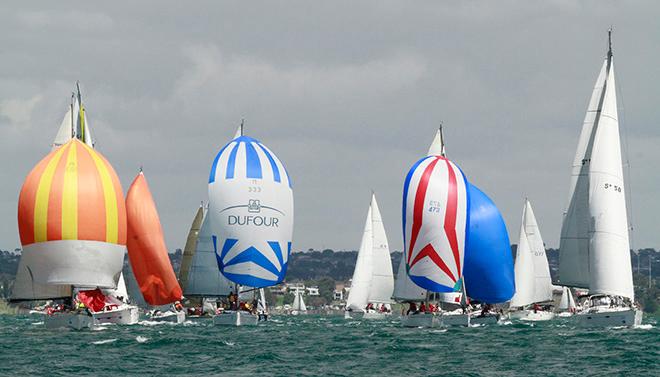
[0,314,658,376]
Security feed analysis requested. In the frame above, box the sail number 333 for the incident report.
[604,183,622,192]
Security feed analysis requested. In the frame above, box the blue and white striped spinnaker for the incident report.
[208,135,293,288]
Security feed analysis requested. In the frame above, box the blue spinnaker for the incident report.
[463,184,515,303]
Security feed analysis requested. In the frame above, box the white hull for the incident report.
[509,309,555,322]
[440,312,470,326]
[92,305,140,325]
[213,311,258,326]
[557,311,574,318]
[149,311,186,324]
[577,307,642,327]
[45,313,94,330]
[400,313,438,328]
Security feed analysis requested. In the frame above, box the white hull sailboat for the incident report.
[558,31,641,327]
[208,124,294,326]
[345,194,394,320]
[213,310,259,326]
[290,289,307,316]
[556,286,577,318]
[92,305,141,325]
[508,200,555,322]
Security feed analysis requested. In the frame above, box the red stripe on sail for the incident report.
[443,159,461,277]
[407,157,441,265]
[410,243,457,282]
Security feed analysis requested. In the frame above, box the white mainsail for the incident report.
[345,194,394,311]
[510,200,553,307]
[183,208,234,297]
[558,40,633,300]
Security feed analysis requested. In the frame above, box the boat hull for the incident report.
[510,309,555,322]
[213,311,258,326]
[470,313,500,325]
[45,313,94,330]
[400,313,438,328]
[440,313,470,326]
[577,307,642,327]
[92,305,140,325]
[149,311,186,324]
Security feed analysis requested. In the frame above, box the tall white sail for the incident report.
[345,204,374,311]
[392,256,426,301]
[558,45,633,300]
[510,200,553,307]
[184,208,234,297]
[427,127,446,157]
[367,195,394,303]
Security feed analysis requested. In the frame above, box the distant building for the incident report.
[306,286,320,296]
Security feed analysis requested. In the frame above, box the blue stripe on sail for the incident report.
[402,156,432,251]
[244,141,263,179]
[209,142,233,183]
[217,237,238,261]
[410,275,454,293]
[267,241,285,269]
[256,143,280,182]
[223,246,280,277]
[225,142,241,179]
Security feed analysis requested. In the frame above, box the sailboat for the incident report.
[12,85,139,329]
[508,200,555,321]
[180,203,234,316]
[209,124,294,326]
[14,139,131,329]
[291,288,307,316]
[126,171,185,323]
[400,128,469,328]
[345,194,394,320]
[557,286,577,317]
[558,30,642,327]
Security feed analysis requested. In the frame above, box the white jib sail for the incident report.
[510,200,553,307]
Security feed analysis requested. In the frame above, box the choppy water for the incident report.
[0,314,657,376]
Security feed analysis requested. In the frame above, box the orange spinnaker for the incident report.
[126,172,182,306]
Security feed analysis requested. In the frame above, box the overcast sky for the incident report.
[1,1,659,253]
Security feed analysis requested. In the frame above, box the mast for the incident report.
[76,81,85,142]
[439,123,446,157]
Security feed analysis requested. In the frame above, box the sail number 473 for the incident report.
[604,183,622,192]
